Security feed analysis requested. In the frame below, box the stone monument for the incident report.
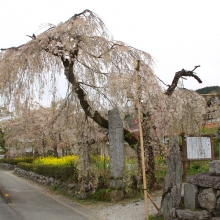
[159,139,182,219]
[108,108,124,189]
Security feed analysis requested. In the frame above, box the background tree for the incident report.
[196,86,220,94]
[0,128,5,153]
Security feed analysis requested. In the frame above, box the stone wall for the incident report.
[0,163,15,170]
[178,160,220,220]
[159,160,220,220]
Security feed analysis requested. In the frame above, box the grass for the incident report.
[201,125,218,135]
[50,184,57,191]
[149,215,163,220]
[88,188,111,202]
[188,161,209,175]
[155,157,167,185]
[155,157,210,179]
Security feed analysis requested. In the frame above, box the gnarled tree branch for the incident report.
[165,65,202,96]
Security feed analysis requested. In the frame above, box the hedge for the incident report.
[17,162,78,182]
[0,157,34,165]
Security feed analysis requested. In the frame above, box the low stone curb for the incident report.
[0,163,15,170]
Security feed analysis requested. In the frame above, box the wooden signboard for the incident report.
[186,136,214,161]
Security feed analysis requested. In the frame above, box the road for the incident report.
[0,168,104,220]
[0,193,21,220]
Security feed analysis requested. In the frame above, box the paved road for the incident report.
[0,168,104,220]
[0,198,21,220]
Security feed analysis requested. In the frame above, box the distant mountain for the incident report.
[195,86,220,94]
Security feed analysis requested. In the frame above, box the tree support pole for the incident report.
[134,60,159,215]
[135,59,149,220]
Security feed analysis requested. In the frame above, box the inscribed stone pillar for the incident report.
[108,108,124,189]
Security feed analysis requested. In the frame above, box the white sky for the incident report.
[0,0,219,93]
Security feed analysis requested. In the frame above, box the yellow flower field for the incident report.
[33,155,79,166]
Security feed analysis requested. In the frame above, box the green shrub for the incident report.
[17,162,34,171]
[89,188,111,201]
[17,162,78,182]
[0,157,34,165]
[90,155,110,171]
[50,184,57,191]
[201,126,217,135]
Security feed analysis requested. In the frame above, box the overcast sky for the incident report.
[1,0,219,93]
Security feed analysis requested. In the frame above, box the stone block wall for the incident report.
[180,160,220,220]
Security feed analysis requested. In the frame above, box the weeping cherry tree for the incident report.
[0,10,206,189]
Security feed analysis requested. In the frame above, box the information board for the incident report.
[186,137,212,160]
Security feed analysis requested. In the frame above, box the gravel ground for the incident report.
[89,191,162,220]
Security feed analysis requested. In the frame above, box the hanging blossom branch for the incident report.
[1,44,25,51]
[79,82,115,106]
[154,75,169,87]
[165,65,202,96]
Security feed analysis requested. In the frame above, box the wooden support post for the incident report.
[134,60,159,214]
[134,60,149,219]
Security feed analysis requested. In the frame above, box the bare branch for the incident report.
[191,65,200,72]
[79,82,115,106]
[97,43,124,58]
[26,34,36,40]
[154,75,169,87]
[71,9,92,20]
[165,65,202,96]
[78,81,104,89]
[76,58,108,76]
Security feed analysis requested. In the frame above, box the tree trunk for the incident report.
[53,144,58,158]
[142,112,156,190]
[145,145,156,189]
[79,142,94,193]
[42,134,46,156]
[136,142,143,186]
